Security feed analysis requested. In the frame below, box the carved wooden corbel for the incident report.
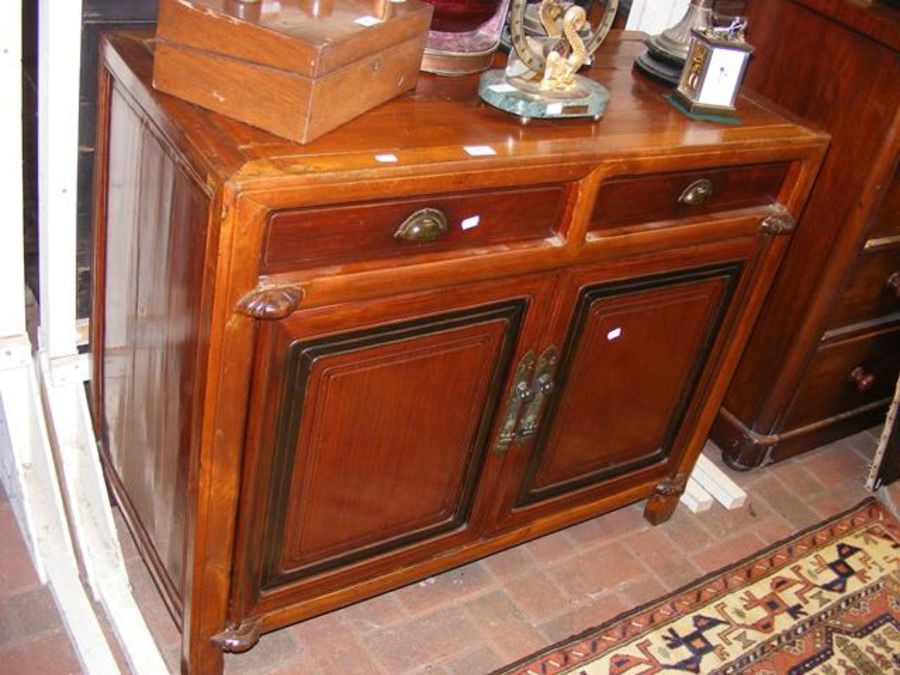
[236,286,303,320]
[760,212,796,235]
[211,617,263,653]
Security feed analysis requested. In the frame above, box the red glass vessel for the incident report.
[423,0,503,32]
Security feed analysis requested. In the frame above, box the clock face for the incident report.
[698,48,747,106]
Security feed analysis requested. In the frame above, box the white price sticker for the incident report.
[463,145,497,157]
[461,216,481,230]
[354,15,382,26]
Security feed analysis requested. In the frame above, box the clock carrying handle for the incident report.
[507,0,619,75]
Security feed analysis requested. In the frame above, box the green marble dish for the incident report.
[478,69,610,123]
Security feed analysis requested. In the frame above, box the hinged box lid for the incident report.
[156,0,434,79]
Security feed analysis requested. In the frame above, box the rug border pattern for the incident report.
[492,497,896,675]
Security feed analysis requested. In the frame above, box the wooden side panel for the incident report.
[869,164,900,240]
[517,266,738,505]
[98,84,209,598]
[76,1,159,317]
[258,302,524,589]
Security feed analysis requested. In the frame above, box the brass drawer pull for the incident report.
[394,207,449,242]
[886,271,900,299]
[678,178,713,207]
[848,366,876,394]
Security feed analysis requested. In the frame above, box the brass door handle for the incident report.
[515,346,558,442]
[494,352,536,454]
[678,179,714,206]
[394,207,449,242]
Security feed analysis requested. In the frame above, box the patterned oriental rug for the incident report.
[494,499,900,675]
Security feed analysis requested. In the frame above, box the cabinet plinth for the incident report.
[91,31,826,674]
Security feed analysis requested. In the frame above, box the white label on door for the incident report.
[461,216,481,230]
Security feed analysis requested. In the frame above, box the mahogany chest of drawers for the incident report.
[712,0,900,468]
[90,32,825,673]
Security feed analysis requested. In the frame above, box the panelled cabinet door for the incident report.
[234,276,553,615]
[492,261,743,528]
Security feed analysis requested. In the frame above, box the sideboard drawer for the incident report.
[783,324,900,430]
[262,184,567,273]
[589,162,791,232]
[827,246,900,329]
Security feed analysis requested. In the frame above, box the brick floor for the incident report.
[0,496,83,674]
[1,431,894,674]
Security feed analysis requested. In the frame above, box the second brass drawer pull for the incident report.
[886,271,900,299]
[678,178,714,207]
[848,366,876,394]
[394,207,449,242]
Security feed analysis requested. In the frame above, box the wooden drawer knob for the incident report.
[848,366,876,393]
[678,179,714,206]
[886,271,900,299]
[394,207,449,243]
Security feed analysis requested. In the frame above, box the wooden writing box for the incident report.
[153,0,433,143]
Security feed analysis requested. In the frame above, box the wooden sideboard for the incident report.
[90,32,825,673]
[712,0,900,468]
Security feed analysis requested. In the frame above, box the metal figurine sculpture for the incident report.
[540,3,588,91]
[478,0,617,122]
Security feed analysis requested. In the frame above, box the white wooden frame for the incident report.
[0,2,167,673]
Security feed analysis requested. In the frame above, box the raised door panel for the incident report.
[236,276,552,612]
[494,262,742,526]
[269,313,511,583]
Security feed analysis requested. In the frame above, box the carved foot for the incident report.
[643,475,688,525]
[211,617,263,653]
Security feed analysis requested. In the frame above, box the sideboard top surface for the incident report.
[101,31,826,191]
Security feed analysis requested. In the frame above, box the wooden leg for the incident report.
[182,633,224,675]
[643,475,689,525]
[643,492,680,525]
